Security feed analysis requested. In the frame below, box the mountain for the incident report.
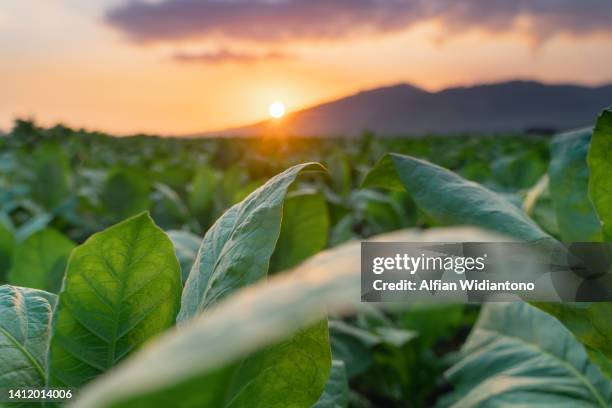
[203,80,612,137]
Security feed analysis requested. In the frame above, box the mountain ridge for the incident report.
[198,80,612,137]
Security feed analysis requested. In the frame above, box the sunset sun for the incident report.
[268,101,286,119]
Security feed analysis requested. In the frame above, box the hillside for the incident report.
[204,80,612,137]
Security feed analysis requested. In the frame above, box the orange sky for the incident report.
[1,0,611,136]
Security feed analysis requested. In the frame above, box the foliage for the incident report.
[0,286,55,398]
[443,302,612,407]
[48,213,182,388]
[7,229,74,293]
[0,111,610,407]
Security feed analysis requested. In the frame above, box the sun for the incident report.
[268,101,286,119]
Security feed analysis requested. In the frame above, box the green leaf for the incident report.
[7,229,75,293]
[167,230,201,283]
[30,144,72,210]
[313,360,349,408]
[491,151,547,189]
[589,349,612,379]
[101,170,151,222]
[150,182,190,230]
[329,215,356,247]
[549,128,602,242]
[70,227,502,408]
[0,285,56,391]
[270,191,329,273]
[329,321,374,379]
[350,189,413,235]
[225,320,331,408]
[588,108,612,240]
[326,150,353,197]
[400,304,473,347]
[219,165,248,205]
[178,163,325,321]
[0,224,15,282]
[363,154,549,241]
[231,179,266,205]
[178,165,330,408]
[534,110,612,379]
[361,154,404,191]
[48,213,181,388]
[188,166,217,227]
[535,303,612,379]
[444,302,612,407]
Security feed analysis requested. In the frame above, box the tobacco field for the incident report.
[1,109,611,407]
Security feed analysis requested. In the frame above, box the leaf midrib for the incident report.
[0,325,46,383]
[106,218,146,369]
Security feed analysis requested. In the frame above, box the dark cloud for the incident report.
[432,1,612,41]
[106,0,612,44]
[106,0,422,43]
[172,49,291,64]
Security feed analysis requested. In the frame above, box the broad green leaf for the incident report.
[178,163,325,321]
[0,285,56,393]
[444,302,612,407]
[49,213,181,388]
[180,166,331,408]
[370,148,612,377]
[167,230,201,283]
[101,170,151,222]
[270,191,329,273]
[71,227,502,408]
[549,128,602,242]
[0,224,14,282]
[535,110,612,379]
[7,229,75,293]
[535,302,612,378]
[224,320,331,408]
[363,153,550,241]
[313,360,349,408]
[588,108,612,240]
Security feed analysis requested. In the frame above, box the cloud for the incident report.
[431,1,612,42]
[106,0,612,44]
[172,49,291,64]
[106,0,423,43]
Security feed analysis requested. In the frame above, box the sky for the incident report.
[1,0,612,136]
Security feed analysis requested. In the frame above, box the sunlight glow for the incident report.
[268,101,286,119]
